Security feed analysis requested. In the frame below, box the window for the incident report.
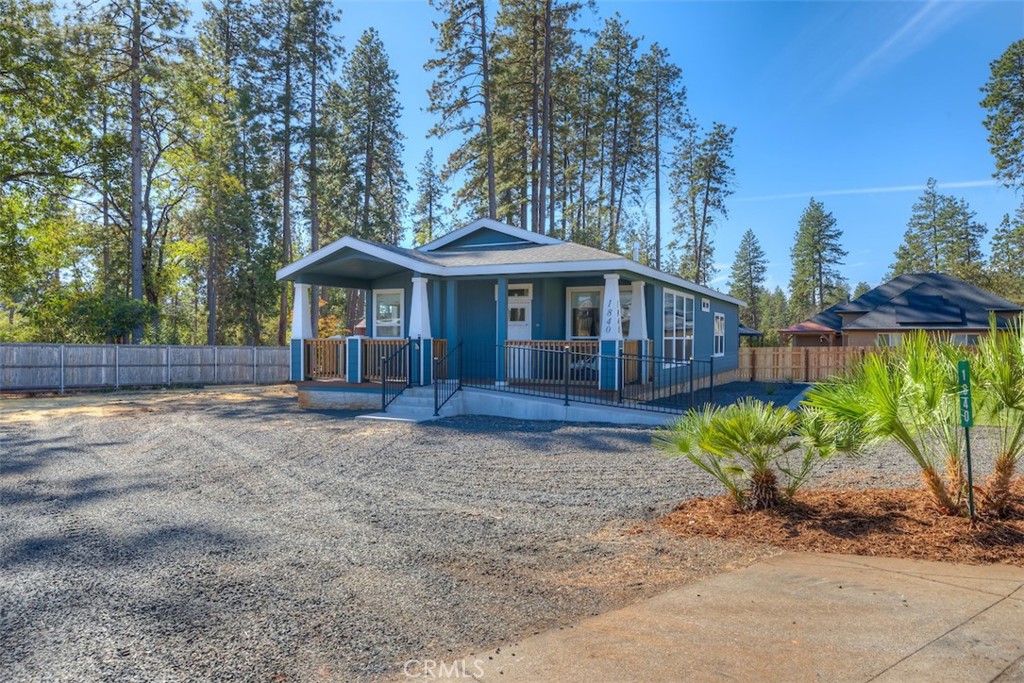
[619,289,632,338]
[950,333,980,346]
[373,289,403,338]
[701,298,711,312]
[713,313,725,356]
[567,288,601,338]
[664,290,694,362]
[876,333,901,348]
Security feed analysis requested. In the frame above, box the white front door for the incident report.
[507,297,532,380]
[507,298,532,341]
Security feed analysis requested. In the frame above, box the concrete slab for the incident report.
[462,553,1024,683]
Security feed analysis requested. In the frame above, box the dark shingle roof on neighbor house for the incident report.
[782,273,1023,335]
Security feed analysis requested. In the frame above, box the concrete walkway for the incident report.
[464,553,1024,682]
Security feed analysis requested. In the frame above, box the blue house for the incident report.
[277,218,743,422]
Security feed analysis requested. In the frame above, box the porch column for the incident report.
[409,276,432,386]
[445,280,458,343]
[290,283,313,381]
[599,274,623,391]
[627,280,648,340]
[496,276,508,384]
[627,280,649,384]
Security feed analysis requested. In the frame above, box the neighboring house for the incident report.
[277,218,743,419]
[780,273,1022,347]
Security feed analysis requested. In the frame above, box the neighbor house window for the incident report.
[950,333,980,346]
[567,288,601,338]
[664,290,694,362]
[876,333,901,347]
[373,289,403,338]
[713,313,725,356]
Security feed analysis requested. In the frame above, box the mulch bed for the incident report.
[658,482,1024,566]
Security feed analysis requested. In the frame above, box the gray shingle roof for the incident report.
[788,273,1022,334]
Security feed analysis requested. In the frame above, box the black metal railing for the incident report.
[381,340,411,411]
[459,343,718,415]
[433,342,462,415]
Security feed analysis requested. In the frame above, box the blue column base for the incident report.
[346,337,362,383]
[599,340,621,391]
[290,339,304,381]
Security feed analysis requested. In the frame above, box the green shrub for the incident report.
[655,398,847,511]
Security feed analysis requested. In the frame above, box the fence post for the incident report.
[115,344,120,390]
[59,344,65,395]
[689,358,694,406]
[213,346,218,384]
[617,348,624,404]
[381,352,387,411]
[563,345,570,407]
[253,346,258,385]
[166,345,171,387]
[457,344,462,392]
[709,356,715,404]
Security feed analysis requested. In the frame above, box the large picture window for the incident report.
[373,289,403,338]
[567,288,601,338]
[664,290,694,362]
[713,313,725,356]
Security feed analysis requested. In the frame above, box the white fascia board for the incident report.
[442,259,746,307]
[276,236,442,281]
[418,217,563,252]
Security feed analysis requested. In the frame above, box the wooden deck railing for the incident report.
[305,339,345,379]
[362,339,408,382]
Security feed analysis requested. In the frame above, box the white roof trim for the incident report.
[275,236,443,280]
[417,217,562,252]
[277,234,745,307]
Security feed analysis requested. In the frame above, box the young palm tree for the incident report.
[804,331,962,514]
[972,318,1024,514]
[656,399,836,510]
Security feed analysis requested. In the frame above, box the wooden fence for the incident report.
[738,346,872,383]
[0,343,290,393]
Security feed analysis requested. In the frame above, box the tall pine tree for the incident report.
[728,229,767,330]
[789,198,847,319]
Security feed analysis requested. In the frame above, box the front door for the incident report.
[507,296,532,380]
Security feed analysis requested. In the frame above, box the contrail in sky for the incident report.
[735,179,998,203]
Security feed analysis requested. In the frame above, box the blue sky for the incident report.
[309,1,1022,291]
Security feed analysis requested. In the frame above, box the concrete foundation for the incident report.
[297,386,380,410]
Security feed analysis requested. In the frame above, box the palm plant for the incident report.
[803,331,963,514]
[971,318,1024,514]
[655,399,840,510]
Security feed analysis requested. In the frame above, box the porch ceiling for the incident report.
[287,249,410,288]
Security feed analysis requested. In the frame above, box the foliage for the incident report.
[988,204,1024,304]
[789,198,848,320]
[803,331,966,514]
[728,229,767,330]
[655,398,846,511]
[981,39,1024,191]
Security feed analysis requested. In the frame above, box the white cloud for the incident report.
[735,179,997,203]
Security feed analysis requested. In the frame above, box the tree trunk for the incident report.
[478,0,496,219]
[277,4,294,346]
[536,0,552,236]
[309,16,321,336]
[653,76,662,271]
[130,0,144,343]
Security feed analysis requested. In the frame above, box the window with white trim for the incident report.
[876,333,901,348]
[620,289,633,338]
[713,313,725,356]
[373,289,403,338]
[664,290,694,362]
[950,333,980,346]
[567,288,601,338]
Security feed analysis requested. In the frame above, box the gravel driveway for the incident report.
[1,386,992,682]
[1,387,767,682]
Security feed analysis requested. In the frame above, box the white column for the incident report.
[600,273,623,341]
[291,283,313,339]
[627,280,648,340]
[409,276,432,338]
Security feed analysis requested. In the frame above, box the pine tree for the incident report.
[636,43,686,272]
[989,204,1024,303]
[728,229,767,330]
[758,286,789,346]
[426,0,496,219]
[412,148,450,246]
[852,281,872,298]
[789,198,847,319]
[670,122,735,286]
[981,40,1024,191]
[889,178,944,277]
[325,28,407,244]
